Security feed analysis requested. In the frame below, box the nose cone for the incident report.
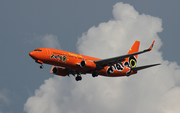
[29,51,36,59]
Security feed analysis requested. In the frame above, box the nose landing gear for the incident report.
[35,60,44,69]
[40,64,44,69]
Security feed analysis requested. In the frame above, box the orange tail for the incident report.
[125,41,140,68]
[127,41,140,59]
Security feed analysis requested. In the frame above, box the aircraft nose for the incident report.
[29,51,36,59]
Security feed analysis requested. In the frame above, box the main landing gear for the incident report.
[92,72,98,77]
[75,72,98,81]
[74,73,82,81]
[73,72,98,81]
[75,75,82,81]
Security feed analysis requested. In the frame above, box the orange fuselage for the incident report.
[29,48,137,77]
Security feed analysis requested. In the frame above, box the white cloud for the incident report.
[36,34,61,49]
[24,2,180,113]
[160,87,180,113]
[0,89,10,113]
[24,34,61,49]
[0,89,10,106]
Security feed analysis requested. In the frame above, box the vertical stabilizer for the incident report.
[127,41,140,59]
[123,41,140,68]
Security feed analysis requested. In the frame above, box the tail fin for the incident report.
[127,41,140,59]
[124,41,140,68]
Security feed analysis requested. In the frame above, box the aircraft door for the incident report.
[46,49,51,56]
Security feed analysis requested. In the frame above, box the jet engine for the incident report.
[79,60,96,69]
[52,67,68,76]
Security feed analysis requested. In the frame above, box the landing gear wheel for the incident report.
[40,65,44,69]
[75,76,82,81]
[92,72,98,77]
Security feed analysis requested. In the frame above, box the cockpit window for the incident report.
[34,49,42,52]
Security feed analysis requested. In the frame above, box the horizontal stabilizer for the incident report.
[132,63,160,71]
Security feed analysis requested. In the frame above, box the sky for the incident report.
[0,1,180,113]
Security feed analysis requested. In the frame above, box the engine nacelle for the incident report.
[52,67,68,76]
[79,60,96,69]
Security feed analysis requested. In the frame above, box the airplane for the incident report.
[29,40,160,81]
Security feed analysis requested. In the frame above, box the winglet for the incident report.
[145,40,155,51]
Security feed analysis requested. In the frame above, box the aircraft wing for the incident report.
[94,41,155,67]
